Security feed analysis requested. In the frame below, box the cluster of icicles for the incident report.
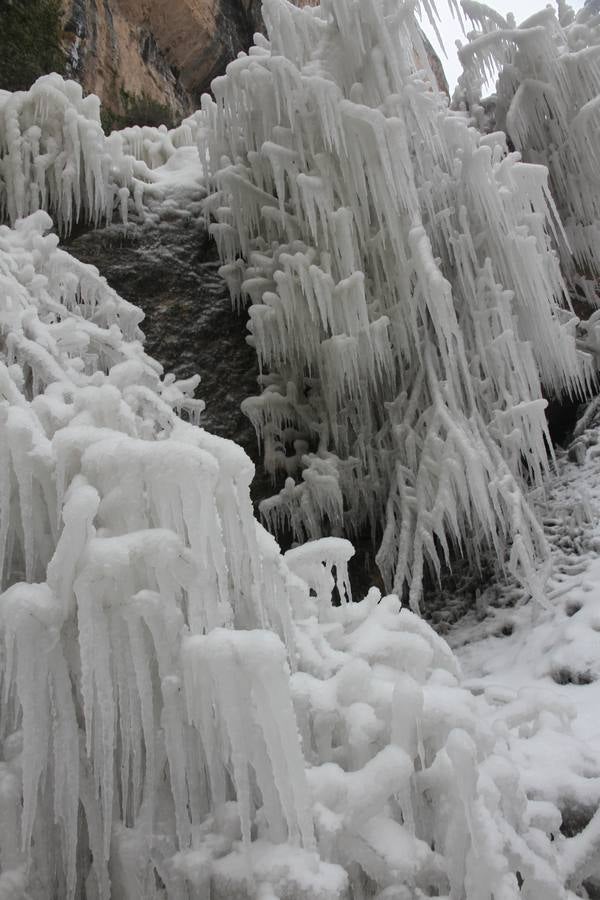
[0,74,204,234]
[456,0,600,291]
[201,0,595,608]
[0,210,580,897]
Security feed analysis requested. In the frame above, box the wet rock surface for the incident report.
[66,217,274,506]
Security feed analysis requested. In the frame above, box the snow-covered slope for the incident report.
[449,410,600,895]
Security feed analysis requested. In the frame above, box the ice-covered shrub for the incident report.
[0,211,569,898]
[456,0,600,290]
[0,74,204,233]
[201,0,593,608]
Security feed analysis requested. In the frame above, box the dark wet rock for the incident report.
[65,216,274,507]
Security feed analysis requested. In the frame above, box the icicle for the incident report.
[203,0,591,606]
[457,0,600,281]
[0,75,202,233]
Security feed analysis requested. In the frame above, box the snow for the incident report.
[450,414,600,851]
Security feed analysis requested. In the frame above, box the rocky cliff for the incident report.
[0,0,265,127]
[1,0,447,129]
[61,0,266,127]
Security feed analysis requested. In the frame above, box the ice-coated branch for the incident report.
[202,0,591,607]
[456,0,600,290]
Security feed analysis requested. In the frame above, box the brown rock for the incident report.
[57,0,446,129]
[61,0,264,126]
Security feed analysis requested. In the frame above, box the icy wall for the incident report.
[202,0,593,609]
[0,206,582,900]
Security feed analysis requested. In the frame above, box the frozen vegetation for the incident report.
[0,211,582,898]
[456,0,600,296]
[1,0,600,898]
[0,73,204,233]
[202,0,596,609]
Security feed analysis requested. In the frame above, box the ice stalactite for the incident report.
[0,74,205,233]
[456,0,600,292]
[0,211,573,897]
[201,0,594,608]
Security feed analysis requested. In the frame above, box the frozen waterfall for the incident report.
[202,0,594,609]
[456,0,600,296]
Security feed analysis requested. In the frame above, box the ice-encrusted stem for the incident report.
[203,0,592,606]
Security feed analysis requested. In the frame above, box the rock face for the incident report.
[61,0,265,126]
[0,0,448,128]
[65,215,272,500]
[420,31,449,96]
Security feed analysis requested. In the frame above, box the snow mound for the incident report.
[0,210,568,897]
[202,0,593,608]
[0,74,205,233]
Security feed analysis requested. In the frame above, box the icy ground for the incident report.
[447,411,600,873]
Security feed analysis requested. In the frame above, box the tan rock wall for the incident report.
[61,0,263,125]
[59,0,447,129]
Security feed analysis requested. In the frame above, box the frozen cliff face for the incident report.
[0,6,596,895]
[202,0,594,609]
[0,207,574,900]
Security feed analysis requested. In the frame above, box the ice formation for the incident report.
[456,0,600,289]
[201,0,593,607]
[0,74,204,233]
[0,208,575,897]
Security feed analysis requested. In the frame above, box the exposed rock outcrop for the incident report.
[1,0,448,129]
[61,0,265,126]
